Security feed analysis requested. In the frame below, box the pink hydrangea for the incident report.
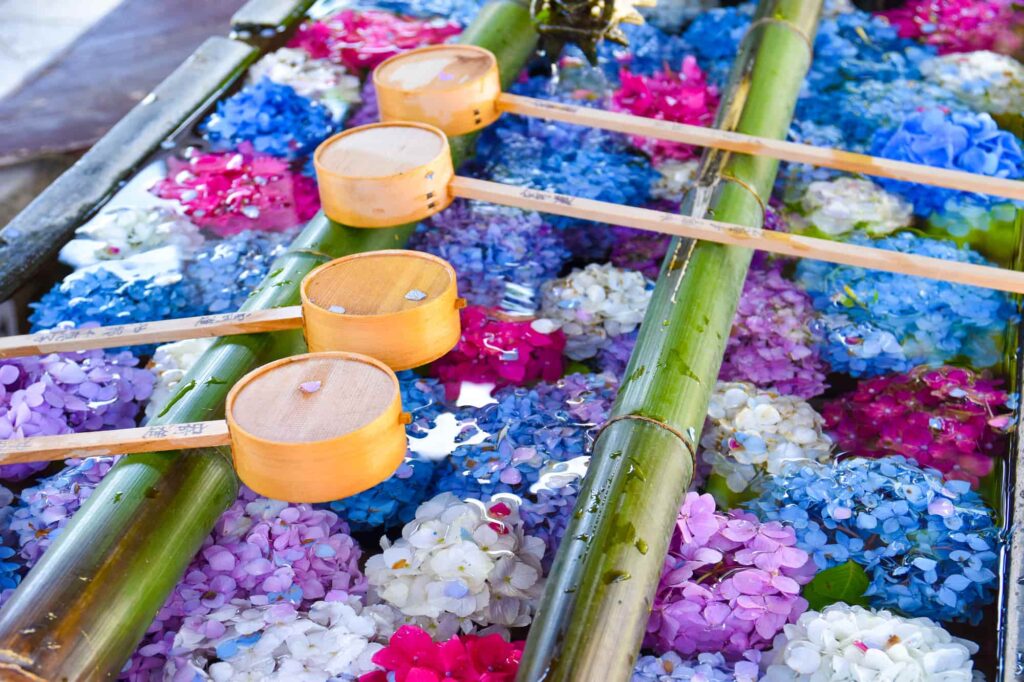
[360,625,524,682]
[718,260,828,399]
[823,365,1012,486]
[150,149,320,236]
[125,489,365,679]
[646,492,814,659]
[881,0,1023,55]
[432,306,566,399]
[611,57,719,164]
[288,10,461,72]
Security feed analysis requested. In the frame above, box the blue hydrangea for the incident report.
[777,120,845,200]
[430,374,618,500]
[795,232,1012,376]
[745,456,999,624]
[633,652,757,682]
[594,23,695,81]
[680,5,754,85]
[410,201,570,309]
[328,373,448,530]
[871,109,1024,216]
[0,486,20,598]
[809,314,910,377]
[367,0,483,24]
[186,229,294,313]
[201,78,336,160]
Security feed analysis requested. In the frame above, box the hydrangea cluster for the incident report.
[185,229,292,313]
[0,486,19,601]
[680,6,753,85]
[609,225,671,281]
[145,338,213,420]
[8,457,116,566]
[360,625,524,682]
[0,351,152,479]
[247,47,362,119]
[778,121,846,198]
[871,109,1024,216]
[410,202,569,309]
[791,177,913,238]
[598,23,694,79]
[330,373,449,530]
[921,50,1024,115]
[150,150,320,236]
[720,261,827,398]
[700,382,833,494]
[128,492,365,678]
[633,652,758,682]
[365,493,545,634]
[288,10,461,71]
[433,372,617,502]
[760,604,979,681]
[746,456,999,623]
[520,460,586,571]
[646,492,814,658]
[881,0,1022,55]
[650,159,699,202]
[823,366,1011,486]
[347,79,380,128]
[165,597,395,681]
[58,207,204,270]
[594,329,638,378]
[431,306,565,398]
[201,79,335,160]
[539,263,653,360]
[610,58,719,164]
[795,231,1012,375]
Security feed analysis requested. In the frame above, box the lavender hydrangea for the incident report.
[185,229,293,313]
[745,456,999,624]
[633,652,758,682]
[201,78,336,160]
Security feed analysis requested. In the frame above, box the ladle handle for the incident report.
[0,421,230,465]
[495,93,1024,202]
[0,306,304,359]
[450,175,1024,295]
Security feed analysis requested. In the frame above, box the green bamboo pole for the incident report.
[518,3,821,680]
[0,6,538,679]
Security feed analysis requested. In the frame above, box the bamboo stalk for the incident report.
[495,93,1024,201]
[0,422,228,464]
[517,2,822,679]
[0,5,540,679]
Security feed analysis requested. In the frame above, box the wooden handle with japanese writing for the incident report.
[0,421,230,464]
[450,176,1024,294]
[496,94,1024,202]
[0,306,304,359]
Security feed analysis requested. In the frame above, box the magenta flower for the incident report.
[881,0,1023,55]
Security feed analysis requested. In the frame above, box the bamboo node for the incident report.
[595,414,696,468]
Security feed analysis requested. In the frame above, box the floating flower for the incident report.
[539,263,653,361]
[633,651,759,682]
[760,604,979,681]
[201,78,336,160]
[365,493,545,633]
[808,314,907,378]
[881,0,1022,55]
[646,492,814,659]
[150,149,320,236]
[185,229,293,313]
[823,365,1011,486]
[701,382,833,494]
[611,57,719,164]
[871,109,1024,215]
[720,260,827,398]
[360,625,525,682]
[58,207,204,270]
[431,306,566,399]
[921,50,1024,115]
[746,456,999,623]
[288,9,461,72]
[791,177,913,238]
[247,47,362,119]
[795,231,1012,376]
[410,202,569,309]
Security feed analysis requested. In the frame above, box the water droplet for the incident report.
[635,538,648,554]
[241,206,261,219]
[603,569,631,584]
[405,289,427,301]
[328,305,346,314]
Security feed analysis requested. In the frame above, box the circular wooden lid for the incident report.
[229,354,397,443]
[375,45,497,93]
[315,123,446,179]
[305,251,454,316]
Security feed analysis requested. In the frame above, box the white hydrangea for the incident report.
[145,337,215,420]
[167,597,398,682]
[700,381,833,493]
[248,47,361,119]
[539,263,653,360]
[365,493,545,633]
[650,159,700,201]
[760,604,979,682]
[59,206,204,270]
[794,178,912,237]
[921,51,1024,115]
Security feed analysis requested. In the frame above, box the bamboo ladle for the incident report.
[373,44,1024,202]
